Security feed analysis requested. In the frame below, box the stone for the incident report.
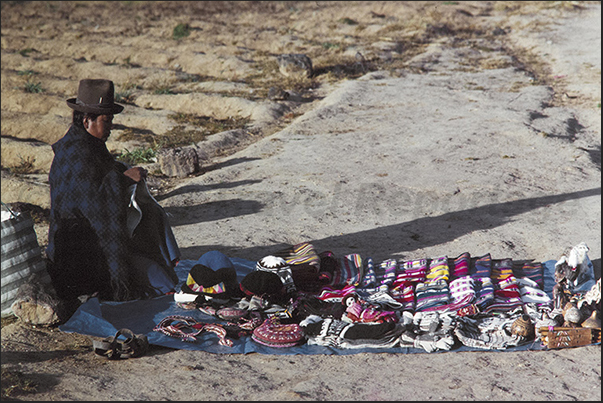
[11,273,62,326]
[158,146,199,178]
[267,87,290,101]
[276,53,313,79]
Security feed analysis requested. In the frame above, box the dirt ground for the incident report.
[1,1,601,401]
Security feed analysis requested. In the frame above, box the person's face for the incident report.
[85,114,113,142]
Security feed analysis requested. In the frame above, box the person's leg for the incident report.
[47,218,110,300]
[127,253,177,296]
[128,196,181,296]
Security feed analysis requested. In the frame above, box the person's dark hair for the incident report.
[72,110,100,129]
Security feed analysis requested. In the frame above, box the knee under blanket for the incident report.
[58,258,591,355]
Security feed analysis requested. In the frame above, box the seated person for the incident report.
[46,79,180,301]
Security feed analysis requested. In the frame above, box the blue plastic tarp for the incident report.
[59,257,592,355]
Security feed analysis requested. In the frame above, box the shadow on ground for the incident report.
[156,180,262,202]
[180,187,601,262]
[165,199,264,227]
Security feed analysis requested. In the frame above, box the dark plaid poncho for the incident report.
[47,124,146,301]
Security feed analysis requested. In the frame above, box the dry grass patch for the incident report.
[5,156,38,175]
[493,1,587,15]
[506,45,551,85]
[117,113,250,150]
[1,315,19,328]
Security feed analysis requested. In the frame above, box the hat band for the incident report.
[76,98,115,109]
[187,275,226,294]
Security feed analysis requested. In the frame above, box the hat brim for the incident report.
[182,264,240,298]
[66,98,124,114]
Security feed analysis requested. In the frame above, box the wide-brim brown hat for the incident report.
[66,79,124,115]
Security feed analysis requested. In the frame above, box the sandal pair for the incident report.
[92,328,149,359]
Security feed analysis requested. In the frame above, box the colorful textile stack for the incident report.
[317,284,356,303]
[395,258,427,283]
[417,276,475,313]
[450,252,470,279]
[276,242,321,269]
[473,277,494,309]
[449,275,475,305]
[491,258,514,282]
[415,279,449,311]
[360,258,398,293]
[513,262,545,290]
[390,280,416,310]
[426,256,449,283]
[358,257,377,289]
[379,259,398,289]
[301,316,403,349]
[163,245,563,353]
[516,277,552,306]
[388,258,429,311]
[471,253,492,278]
[331,254,363,286]
[482,275,523,314]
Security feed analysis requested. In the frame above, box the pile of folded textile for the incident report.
[157,242,599,352]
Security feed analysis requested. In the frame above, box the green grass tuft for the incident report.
[116,147,158,165]
[17,69,37,76]
[18,48,35,57]
[173,23,191,40]
[339,17,357,25]
[24,81,43,93]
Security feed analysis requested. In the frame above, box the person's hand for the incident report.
[123,167,147,182]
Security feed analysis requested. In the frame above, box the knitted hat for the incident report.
[196,250,236,272]
[240,270,285,302]
[256,255,296,294]
[181,251,241,299]
[181,264,239,298]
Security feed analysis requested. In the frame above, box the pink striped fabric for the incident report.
[395,258,427,283]
[451,252,470,279]
[331,254,363,286]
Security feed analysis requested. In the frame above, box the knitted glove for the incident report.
[434,334,455,350]
[413,337,437,353]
